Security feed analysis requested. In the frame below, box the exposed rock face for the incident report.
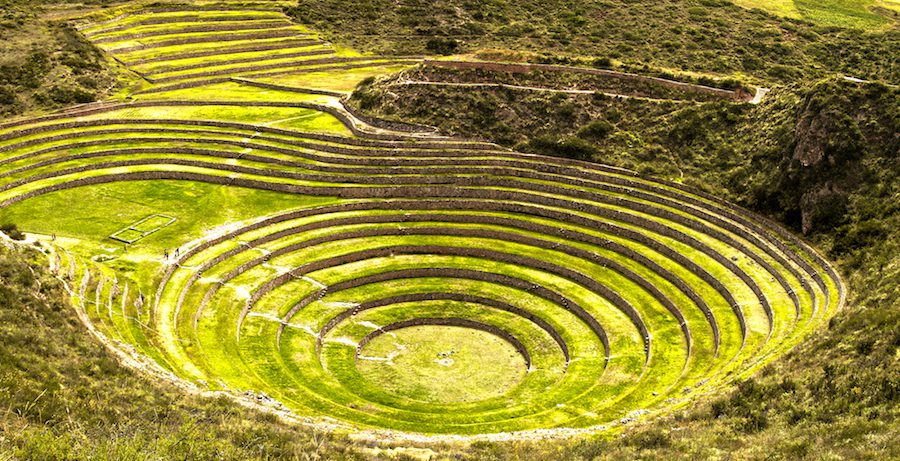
[768,81,900,234]
[788,87,868,234]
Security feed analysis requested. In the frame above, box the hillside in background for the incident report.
[289,0,899,83]
[0,0,119,117]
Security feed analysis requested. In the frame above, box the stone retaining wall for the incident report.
[147,49,334,75]
[11,172,750,342]
[1,133,824,334]
[232,78,346,97]
[0,110,497,150]
[149,56,405,83]
[0,149,778,329]
[424,60,748,101]
[284,267,609,360]
[92,21,292,44]
[166,206,715,351]
[84,15,287,37]
[124,39,324,65]
[109,30,304,53]
[0,100,409,141]
[241,60,421,81]
[234,241,633,356]
[321,292,568,363]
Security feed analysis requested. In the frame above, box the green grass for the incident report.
[734,0,898,29]
[354,324,529,403]
[250,64,416,92]
[0,180,338,268]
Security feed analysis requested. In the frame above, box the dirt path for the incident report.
[749,87,770,104]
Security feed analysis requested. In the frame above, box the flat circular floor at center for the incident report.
[355,325,528,404]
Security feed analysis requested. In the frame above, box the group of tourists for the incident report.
[437,348,457,359]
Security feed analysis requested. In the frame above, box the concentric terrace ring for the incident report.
[0,100,844,435]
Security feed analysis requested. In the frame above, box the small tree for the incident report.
[0,223,25,241]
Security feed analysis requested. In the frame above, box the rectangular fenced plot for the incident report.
[110,214,176,243]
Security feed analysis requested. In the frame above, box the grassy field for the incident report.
[733,0,900,29]
[356,324,529,404]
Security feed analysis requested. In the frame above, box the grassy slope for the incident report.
[0,243,370,460]
[0,1,121,117]
[734,0,900,29]
[289,0,899,83]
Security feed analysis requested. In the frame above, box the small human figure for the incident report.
[51,233,56,242]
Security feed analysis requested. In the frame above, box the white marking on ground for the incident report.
[301,276,326,288]
[266,264,294,273]
[245,312,314,334]
[394,79,595,95]
[358,355,392,362]
[287,323,317,337]
[361,343,405,364]
[225,284,252,300]
[327,336,359,347]
[357,321,382,330]
[323,301,359,309]
[263,113,319,127]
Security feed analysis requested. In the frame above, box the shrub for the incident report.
[577,119,615,140]
[0,223,25,240]
[357,76,377,88]
[0,84,16,105]
[425,37,460,55]
[350,88,380,110]
[528,135,597,160]
[41,85,95,104]
[591,57,612,69]
[624,428,672,449]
